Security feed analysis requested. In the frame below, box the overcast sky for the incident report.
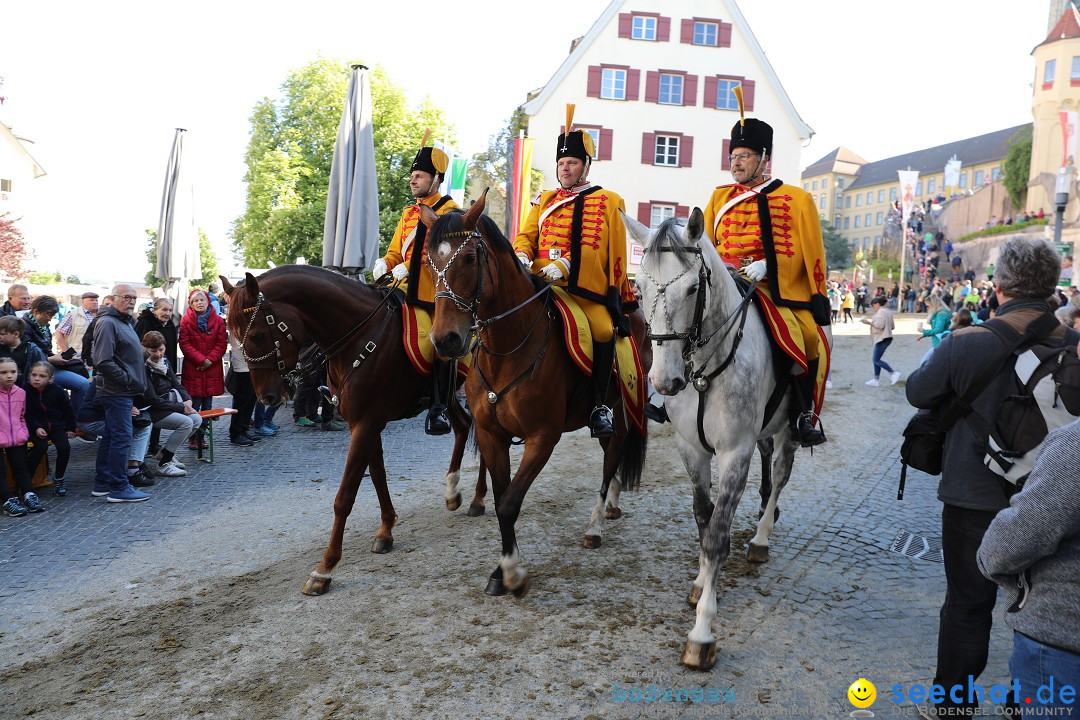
[0,0,1050,283]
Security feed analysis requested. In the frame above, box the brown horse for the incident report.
[221,266,486,596]
[420,191,650,597]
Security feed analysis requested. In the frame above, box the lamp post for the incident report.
[1054,166,1070,246]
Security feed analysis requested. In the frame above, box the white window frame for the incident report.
[1044,59,1056,85]
[876,211,883,225]
[715,79,739,110]
[632,15,657,40]
[658,74,684,105]
[601,68,627,100]
[928,177,936,194]
[654,135,680,166]
[1072,56,1080,82]
[877,189,885,203]
[854,216,861,229]
[974,169,984,185]
[958,172,967,189]
[991,166,1001,181]
[855,194,862,207]
[693,21,718,46]
[650,204,676,227]
[819,195,826,209]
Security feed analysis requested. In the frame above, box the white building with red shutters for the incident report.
[521,0,812,271]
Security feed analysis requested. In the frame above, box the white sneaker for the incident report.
[865,378,880,387]
[156,461,187,477]
[890,370,902,386]
[825,380,833,389]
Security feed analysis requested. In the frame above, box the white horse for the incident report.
[626,209,828,671]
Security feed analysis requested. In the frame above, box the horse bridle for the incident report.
[239,291,296,374]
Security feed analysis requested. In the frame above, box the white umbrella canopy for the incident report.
[156,128,201,315]
[323,64,380,278]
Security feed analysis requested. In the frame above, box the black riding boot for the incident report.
[589,340,616,438]
[793,357,826,448]
[425,360,452,436]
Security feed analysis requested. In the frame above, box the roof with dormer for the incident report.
[801,147,869,179]
[1033,4,1080,52]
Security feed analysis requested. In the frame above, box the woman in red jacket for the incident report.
[179,289,227,448]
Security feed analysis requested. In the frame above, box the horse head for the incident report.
[626,208,726,396]
[221,272,303,407]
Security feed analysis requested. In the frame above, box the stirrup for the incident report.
[589,405,614,438]
[425,405,451,436]
[796,411,826,448]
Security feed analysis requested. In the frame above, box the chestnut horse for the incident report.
[221,267,485,596]
[420,192,650,597]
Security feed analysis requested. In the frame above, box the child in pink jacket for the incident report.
[0,357,43,516]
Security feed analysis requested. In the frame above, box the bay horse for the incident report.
[625,209,830,671]
[420,191,650,597]
[221,266,486,596]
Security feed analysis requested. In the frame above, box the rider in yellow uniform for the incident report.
[512,105,638,438]
[372,138,460,435]
[703,112,830,447]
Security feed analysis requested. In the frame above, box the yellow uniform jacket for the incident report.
[704,179,828,319]
[384,193,460,309]
[513,185,638,327]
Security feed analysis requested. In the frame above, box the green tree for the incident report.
[64,275,81,284]
[1002,128,1033,209]
[233,60,456,266]
[821,220,851,270]
[27,270,61,284]
[468,106,548,236]
[145,228,220,289]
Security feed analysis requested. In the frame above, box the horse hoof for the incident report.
[510,576,531,598]
[302,574,332,596]
[681,640,718,671]
[605,506,622,520]
[446,493,462,511]
[582,534,602,549]
[466,504,485,517]
[687,584,703,607]
[371,537,394,554]
[485,575,507,596]
[746,543,769,563]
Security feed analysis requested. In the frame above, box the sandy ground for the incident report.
[1,316,938,720]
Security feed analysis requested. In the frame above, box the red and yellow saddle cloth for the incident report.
[754,288,830,416]
[401,305,472,379]
[550,287,647,435]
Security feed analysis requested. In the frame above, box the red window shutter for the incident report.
[679,135,694,168]
[619,13,632,38]
[657,16,671,41]
[641,133,656,164]
[743,79,756,110]
[719,22,733,47]
[704,76,718,108]
[626,69,641,101]
[722,140,731,171]
[599,129,613,161]
[676,204,690,219]
[645,71,660,103]
[681,18,694,44]
[638,202,652,226]
[683,74,698,106]
[587,66,602,98]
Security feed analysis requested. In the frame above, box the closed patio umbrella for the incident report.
[323,64,379,278]
[156,127,201,315]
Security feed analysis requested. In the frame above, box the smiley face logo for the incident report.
[847,678,877,709]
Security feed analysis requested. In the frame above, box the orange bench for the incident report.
[196,408,238,463]
[3,443,50,494]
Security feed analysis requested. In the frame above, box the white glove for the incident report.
[744,260,767,282]
[391,263,409,281]
[516,252,531,268]
[541,263,564,281]
[372,258,388,277]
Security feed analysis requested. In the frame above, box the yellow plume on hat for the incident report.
[733,85,745,126]
[417,127,448,173]
[561,103,595,158]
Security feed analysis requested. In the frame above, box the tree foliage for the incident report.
[145,228,220,289]
[27,270,61,284]
[821,219,851,270]
[468,106,547,236]
[1002,129,1033,209]
[0,213,31,279]
[232,60,456,267]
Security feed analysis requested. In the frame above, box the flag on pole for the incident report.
[898,170,919,230]
[1060,111,1078,167]
[518,137,534,231]
[510,132,525,239]
[448,157,468,205]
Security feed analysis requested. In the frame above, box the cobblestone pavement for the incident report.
[0,325,1021,719]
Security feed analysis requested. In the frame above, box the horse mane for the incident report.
[649,217,695,264]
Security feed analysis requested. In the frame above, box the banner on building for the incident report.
[898,170,919,230]
[1059,111,1078,167]
[944,155,962,189]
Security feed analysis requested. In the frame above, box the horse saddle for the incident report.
[401,303,472,379]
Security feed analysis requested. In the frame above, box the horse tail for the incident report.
[617,424,648,491]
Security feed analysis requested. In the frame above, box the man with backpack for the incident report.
[906,236,1080,717]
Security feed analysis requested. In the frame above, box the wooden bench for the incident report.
[195,408,238,463]
[3,445,50,494]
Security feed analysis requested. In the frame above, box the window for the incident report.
[974,169,984,185]
[866,191,872,205]
[834,214,842,228]
[658,73,683,104]
[928,177,936,194]
[843,217,850,230]
[654,135,679,166]
[819,194,826,209]
[584,129,600,154]
[835,192,843,208]
[812,180,818,190]
[865,213,872,227]
[1073,56,1080,83]
[693,21,718,46]
[632,15,657,40]
[854,216,861,229]
[601,68,626,100]
[915,182,922,196]
[958,172,967,189]
[803,182,809,191]
[650,204,676,227]
[876,212,883,225]
[889,187,897,202]
[877,189,885,203]
[0,179,11,193]
[1044,59,1056,87]
[992,166,1001,181]
[845,196,851,209]
[855,194,862,208]
[715,79,740,110]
